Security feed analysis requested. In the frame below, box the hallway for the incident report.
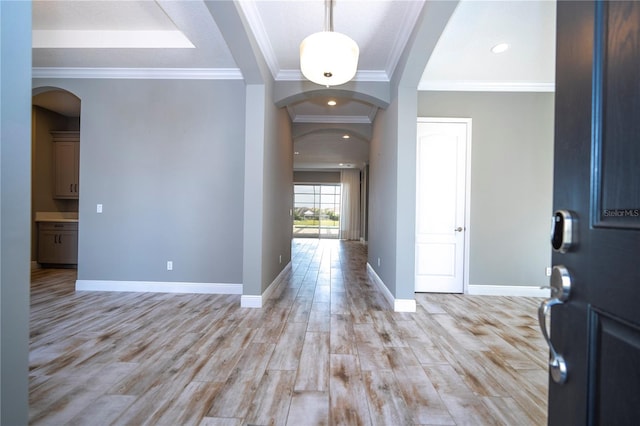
[29,239,547,425]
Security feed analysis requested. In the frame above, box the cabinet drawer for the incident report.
[38,222,78,231]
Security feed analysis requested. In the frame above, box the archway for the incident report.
[31,88,81,268]
[277,86,382,243]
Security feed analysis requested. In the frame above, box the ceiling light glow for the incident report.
[327,100,337,106]
[342,134,350,139]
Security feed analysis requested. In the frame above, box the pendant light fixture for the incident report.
[300,0,359,86]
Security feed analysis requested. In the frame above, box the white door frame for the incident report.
[416,117,472,294]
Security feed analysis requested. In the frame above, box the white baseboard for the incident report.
[393,298,417,312]
[366,263,416,313]
[264,262,291,301]
[468,284,550,297]
[241,262,292,309]
[240,295,263,308]
[366,263,393,308]
[75,280,242,294]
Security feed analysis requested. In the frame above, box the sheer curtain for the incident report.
[340,169,361,240]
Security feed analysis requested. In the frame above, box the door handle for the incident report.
[454,227,464,232]
[538,265,571,384]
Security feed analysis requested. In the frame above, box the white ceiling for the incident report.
[240,0,423,80]
[421,0,555,91]
[32,0,556,171]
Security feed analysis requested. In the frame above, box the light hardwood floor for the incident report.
[29,239,548,425]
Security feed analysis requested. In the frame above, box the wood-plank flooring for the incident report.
[29,239,548,425]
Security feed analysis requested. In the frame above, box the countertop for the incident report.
[35,212,78,223]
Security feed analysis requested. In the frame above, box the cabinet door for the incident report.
[54,142,79,199]
[38,223,78,264]
[55,230,78,264]
[37,229,60,264]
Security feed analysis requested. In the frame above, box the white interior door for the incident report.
[415,119,470,293]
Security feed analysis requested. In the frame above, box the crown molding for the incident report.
[385,0,425,78]
[367,105,379,123]
[418,80,555,92]
[293,114,372,124]
[237,0,279,79]
[354,70,390,82]
[276,69,389,82]
[275,69,305,81]
[32,67,243,80]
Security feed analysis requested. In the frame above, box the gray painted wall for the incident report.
[368,104,398,295]
[32,78,246,285]
[293,171,340,184]
[369,89,554,298]
[242,81,293,297]
[260,101,293,291]
[1,1,31,423]
[243,84,266,296]
[361,165,369,241]
[418,91,554,287]
[394,86,420,299]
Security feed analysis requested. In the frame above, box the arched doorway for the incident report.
[278,88,383,243]
[31,88,81,268]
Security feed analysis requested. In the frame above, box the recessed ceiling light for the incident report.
[339,163,344,166]
[327,100,337,106]
[342,134,350,139]
[294,151,300,155]
[491,43,510,54]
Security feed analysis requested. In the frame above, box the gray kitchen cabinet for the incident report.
[37,222,78,265]
[51,131,79,199]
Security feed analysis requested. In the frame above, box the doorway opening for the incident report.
[32,88,81,269]
[293,184,341,239]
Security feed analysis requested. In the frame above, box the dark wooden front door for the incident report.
[549,1,640,424]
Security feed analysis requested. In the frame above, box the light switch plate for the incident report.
[96,204,103,213]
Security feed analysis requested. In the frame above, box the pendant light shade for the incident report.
[300,31,359,86]
[299,1,359,86]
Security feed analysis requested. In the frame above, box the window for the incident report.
[293,184,341,238]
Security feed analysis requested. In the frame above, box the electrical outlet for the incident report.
[377,257,381,267]
[279,254,282,264]
[96,204,103,213]
[545,267,552,276]
[167,261,173,271]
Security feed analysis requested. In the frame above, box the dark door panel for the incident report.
[549,1,640,424]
